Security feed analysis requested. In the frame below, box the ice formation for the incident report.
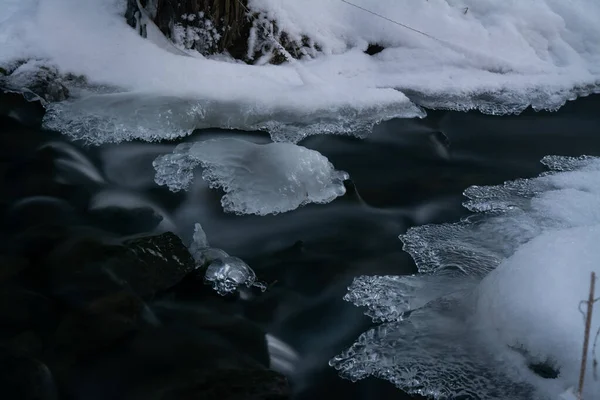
[153,138,349,216]
[189,222,266,296]
[41,90,420,145]
[204,257,262,296]
[331,156,600,399]
[2,0,600,144]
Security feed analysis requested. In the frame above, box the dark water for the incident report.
[1,92,600,400]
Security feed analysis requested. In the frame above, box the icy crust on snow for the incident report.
[331,156,600,399]
[153,138,349,216]
[41,90,422,145]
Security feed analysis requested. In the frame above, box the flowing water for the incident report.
[2,92,600,399]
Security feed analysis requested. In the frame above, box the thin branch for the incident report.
[593,326,600,381]
[577,272,596,399]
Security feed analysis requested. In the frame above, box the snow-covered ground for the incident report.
[2,0,600,143]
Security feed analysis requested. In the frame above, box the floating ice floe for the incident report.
[331,155,600,400]
[153,138,349,216]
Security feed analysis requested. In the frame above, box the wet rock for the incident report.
[8,330,44,358]
[45,232,196,303]
[51,291,143,359]
[0,255,29,283]
[0,64,70,104]
[0,348,58,400]
[150,302,271,367]
[120,233,197,296]
[88,206,163,236]
[58,302,281,400]
[43,290,145,388]
[0,286,58,341]
[365,44,385,56]
[7,197,80,232]
[135,368,291,400]
[0,91,46,127]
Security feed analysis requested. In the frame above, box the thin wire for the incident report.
[340,0,443,43]
[236,0,512,73]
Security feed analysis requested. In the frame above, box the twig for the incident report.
[578,272,596,399]
[593,326,599,380]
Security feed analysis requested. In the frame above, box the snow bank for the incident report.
[0,0,421,143]
[3,0,600,143]
[251,0,600,113]
[331,156,600,399]
[153,138,349,215]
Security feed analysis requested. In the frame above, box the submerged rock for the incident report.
[0,349,58,400]
[141,368,291,400]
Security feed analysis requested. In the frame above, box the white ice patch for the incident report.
[41,88,421,145]
[188,222,266,296]
[153,138,349,216]
[331,155,600,399]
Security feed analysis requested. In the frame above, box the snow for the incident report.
[475,226,600,398]
[153,138,349,216]
[252,0,600,113]
[332,156,600,399]
[1,0,420,143]
[2,0,600,143]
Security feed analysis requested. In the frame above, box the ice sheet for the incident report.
[332,156,600,399]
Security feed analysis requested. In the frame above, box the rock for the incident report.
[125,0,320,63]
[0,64,69,104]
[88,206,164,236]
[135,368,291,400]
[125,0,249,56]
[0,91,46,127]
[365,43,385,56]
[52,300,278,400]
[44,290,145,387]
[120,233,197,296]
[9,330,43,358]
[0,255,29,283]
[51,291,143,357]
[0,348,58,400]
[45,232,196,303]
[0,286,58,341]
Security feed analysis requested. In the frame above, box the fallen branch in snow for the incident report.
[577,272,597,399]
